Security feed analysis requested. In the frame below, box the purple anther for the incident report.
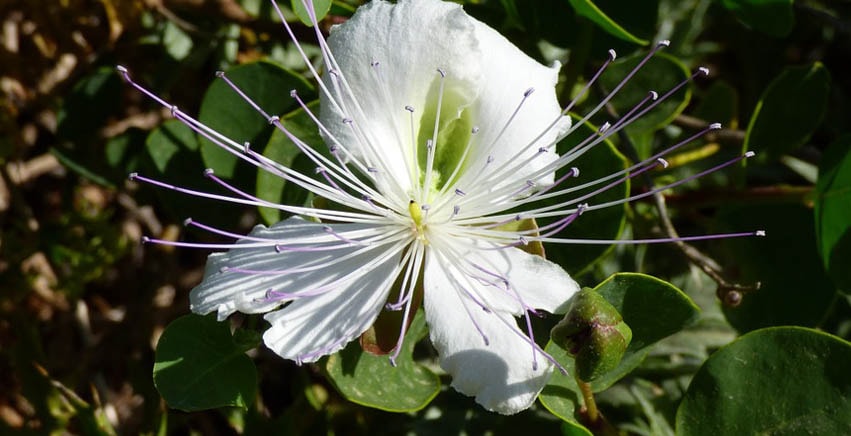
[405,105,414,113]
[471,126,479,134]
[538,147,547,153]
[524,87,535,97]
[342,117,353,124]
[437,68,446,78]
[455,189,466,196]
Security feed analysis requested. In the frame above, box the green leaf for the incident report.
[291,0,333,26]
[567,0,649,45]
[744,63,830,162]
[815,135,851,293]
[256,101,324,225]
[598,52,692,151]
[323,310,440,412]
[719,0,794,37]
[545,120,628,275]
[540,273,699,420]
[677,327,851,434]
[198,61,313,179]
[153,314,260,411]
[146,119,199,173]
[718,204,836,332]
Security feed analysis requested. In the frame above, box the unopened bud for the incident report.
[550,288,632,382]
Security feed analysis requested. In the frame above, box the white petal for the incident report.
[189,217,401,318]
[321,0,482,193]
[189,217,405,362]
[460,17,571,189]
[423,248,560,414]
[429,234,579,315]
[262,247,402,363]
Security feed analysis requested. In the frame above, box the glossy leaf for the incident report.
[677,327,851,434]
[198,61,313,179]
[814,135,851,293]
[324,311,439,413]
[567,0,649,45]
[153,314,261,412]
[719,0,794,37]
[291,0,333,26]
[718,204,836,332]
[744,63,830,162]
[540,273,699,421]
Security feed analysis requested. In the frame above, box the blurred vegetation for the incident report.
[1,0,850,434]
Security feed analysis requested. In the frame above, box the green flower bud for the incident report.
[550,288,633,382]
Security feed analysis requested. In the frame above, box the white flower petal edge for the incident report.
[321,0,481,195]
[190,217,405,362]
[321,0,570,198]
[423,247,575,414]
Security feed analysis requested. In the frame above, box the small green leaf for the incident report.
[719,0,794,37]
[291,0,333,26]
[540,273,699,421]
[198,61,313,179]
[153,314,260,411]
[815,135,851,293]
[744,63,830,162]
[567,0,649,45]
[677,327,851,434]
[146,119,199,173]
[323,310,439,412]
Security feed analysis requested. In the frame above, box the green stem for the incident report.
[575,375,599,423]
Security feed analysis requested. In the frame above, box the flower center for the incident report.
[408,200,428,243]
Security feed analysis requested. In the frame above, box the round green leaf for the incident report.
[540,273,699,420]
[719,0,794,37]
[598,52,692,141]
[718,204,836,332]
[677,327,851,435]
[291,0,333,26]
[567,0,650,45]
[323,310,439,412]
[814,135,851,293]
[198,61,313,179]
[545,120,628,275]
[153,314,260,412]
[744,63,830,162]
